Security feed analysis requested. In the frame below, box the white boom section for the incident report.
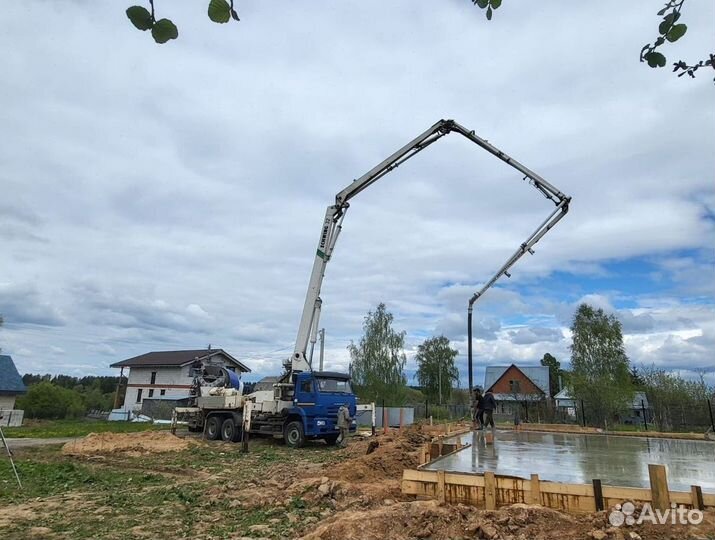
[288,119,571,374]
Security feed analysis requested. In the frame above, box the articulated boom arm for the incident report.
[288,119,571,374]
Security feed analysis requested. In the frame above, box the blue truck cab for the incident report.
[282,371,357,447]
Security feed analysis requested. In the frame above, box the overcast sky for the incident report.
[1,1,713,387]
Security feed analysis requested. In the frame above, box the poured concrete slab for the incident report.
[424,430,715,492]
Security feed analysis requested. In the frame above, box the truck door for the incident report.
[295,375,316,407]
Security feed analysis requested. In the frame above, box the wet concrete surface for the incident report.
[425,430,715,492]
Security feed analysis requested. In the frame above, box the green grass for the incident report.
[0,448,163,502]
[0,437,350,540]
[2,419,171,439]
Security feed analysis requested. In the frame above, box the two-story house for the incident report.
[110,348,250,412]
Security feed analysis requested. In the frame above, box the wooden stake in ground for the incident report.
[0,422,22,488]
[648,464,670,511]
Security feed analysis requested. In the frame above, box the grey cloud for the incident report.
[70,281,213,334]
[0,283,65,326]
[507,327,562,345]
[619,311,656,334]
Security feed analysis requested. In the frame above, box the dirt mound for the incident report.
[329,428,431,483]
[299,500,584,540]
[62,431,193,456]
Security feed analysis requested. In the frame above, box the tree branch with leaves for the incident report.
[126,0,239,44]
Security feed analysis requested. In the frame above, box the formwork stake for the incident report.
[648,464,670,511]
[530,474,541,505]
[592,479,604,511]
[484,471,497,510]
[691,485,704,511]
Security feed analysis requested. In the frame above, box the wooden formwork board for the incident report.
[402,468,715,514]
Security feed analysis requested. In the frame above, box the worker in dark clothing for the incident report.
[472,388,485,430]
[481,390,497,429]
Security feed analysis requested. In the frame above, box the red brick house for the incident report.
[483,364,550,416]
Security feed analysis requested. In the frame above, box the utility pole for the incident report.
[438,358,442,405]
[318,328,325,372]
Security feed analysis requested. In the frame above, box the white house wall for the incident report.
[124,367,190,411]
[122,354,242,411]
[0,395,17,410]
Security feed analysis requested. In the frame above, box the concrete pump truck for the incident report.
[178,119,570,447]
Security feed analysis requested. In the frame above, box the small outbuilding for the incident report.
[0,354,27,426]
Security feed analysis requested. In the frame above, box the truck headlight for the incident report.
[316,420,326,426]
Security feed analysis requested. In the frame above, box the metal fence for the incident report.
[141,398,192,420]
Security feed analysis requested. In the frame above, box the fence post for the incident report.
[648,464,670,511]
[425,399,429,420]
[641,399,648,431]
[382,399,388,434]
[371,402,376,436]
[707,399,715,432]
[581,400,586,427]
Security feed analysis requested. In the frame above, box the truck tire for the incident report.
[205,416,221,440]
[284,421,305,448]
[221,418,240,442]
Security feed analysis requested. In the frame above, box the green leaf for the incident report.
[486,5,493,20]
[666,23,687,43]
[126,6,153,31]
[490,0,502,8]
[208,0,231,23]
[152,18,178,44]
[475,0,488,8]
[645,51,666,68]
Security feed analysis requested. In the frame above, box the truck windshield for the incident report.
[316,378,352,394]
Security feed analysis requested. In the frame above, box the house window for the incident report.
[148,389,154,398]
[160,389,166,396]
[150,371,157,384]
[509,380,521,393]
[136,389,143,403]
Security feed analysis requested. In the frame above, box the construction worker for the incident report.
[336,403,351,447]
[482,390,497,430]
[472,388,484,430]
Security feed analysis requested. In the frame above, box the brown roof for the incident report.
[110,349,251,372]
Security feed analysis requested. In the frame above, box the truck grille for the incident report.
[327,405,339,416]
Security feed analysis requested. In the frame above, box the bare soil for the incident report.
[2,424,713,539]
[61,430,194,456]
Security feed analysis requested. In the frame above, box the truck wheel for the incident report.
[284,421,305,448]
[205,416,221,440]
[221,418,240,442]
